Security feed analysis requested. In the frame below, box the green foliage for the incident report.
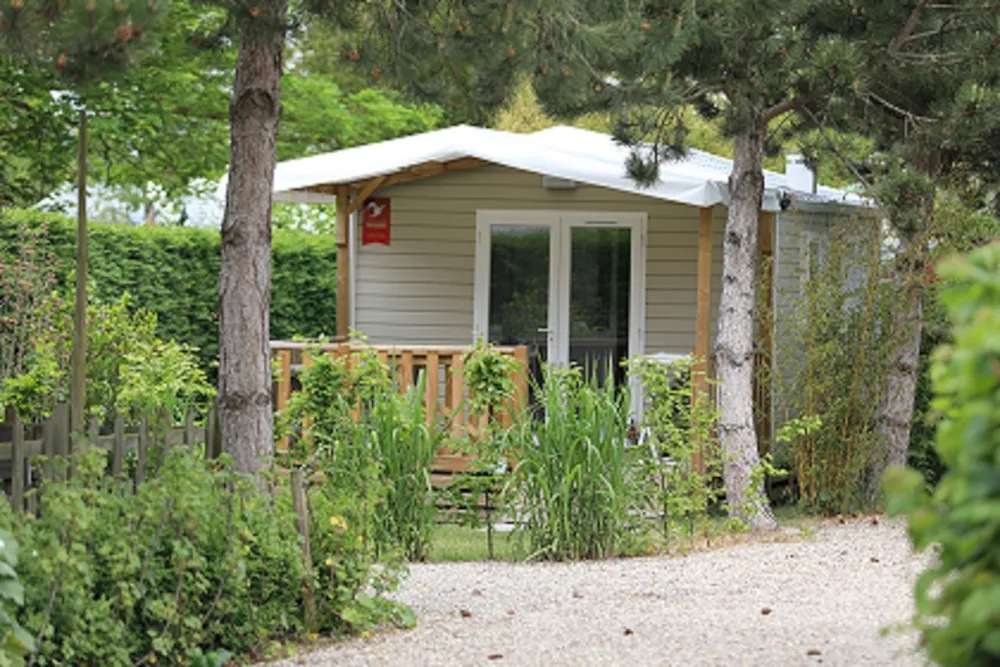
[509,366,643,560]
[775,214,900,513]
[0,287,213,426]
[442,341,523,558]
[116,337,215,423]
[885,242,1000,667]
[0,220,67,387]
[0,529,34,667]
[0,446,406,665]
[627,355,723,541]
[283,341,440,562]
[0,340,67,424]
[0,208,339,375]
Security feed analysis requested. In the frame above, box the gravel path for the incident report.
[273,518,926,667]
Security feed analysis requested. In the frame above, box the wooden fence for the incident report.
[270,341,529,482]
[1,402,221,513]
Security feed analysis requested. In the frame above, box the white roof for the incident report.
[271,124,864,212]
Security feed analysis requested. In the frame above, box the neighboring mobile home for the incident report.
[270,125,865,444]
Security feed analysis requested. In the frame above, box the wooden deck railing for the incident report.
[270,341,529,477]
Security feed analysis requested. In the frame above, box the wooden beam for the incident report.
[694,207,714,373]
[297,158,487,198]
[692,206,714,473]
[345,175,386,216]
[336,185,350,339]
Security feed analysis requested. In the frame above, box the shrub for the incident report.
[0,529,34,666]
[0,447,408,665]
[510,366,644,560]
[282,342,439,562]
[885,242,1000,667]
[627,354,723,541]
[0,293,213,427]
[443,341,523,559]
[0,209,339,376]
[773,214,900,513]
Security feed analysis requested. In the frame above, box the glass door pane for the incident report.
[568,225,631,387]
[488,225,551,384]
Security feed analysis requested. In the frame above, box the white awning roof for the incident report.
[270,124,865,212]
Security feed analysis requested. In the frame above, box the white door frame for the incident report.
[473,211,562,360]
[474,209,647,367]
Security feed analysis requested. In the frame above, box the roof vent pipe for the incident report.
[785,153,816,194]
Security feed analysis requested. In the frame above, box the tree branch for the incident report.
[762,91,827,123]
[888,0,931,55]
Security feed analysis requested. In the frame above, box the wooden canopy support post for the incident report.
[335,185,350,339]
[692,206,714,472]
[756,211,776,454]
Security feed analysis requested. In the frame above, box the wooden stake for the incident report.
[70,108,88,453]
[52,403,69,481]
[112,413,125,477]
[693,207,714,472]
[290,469,316,626]
[11,410,24,512]
[136,414,149,488]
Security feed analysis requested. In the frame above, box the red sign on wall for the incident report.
[361,198,391,246]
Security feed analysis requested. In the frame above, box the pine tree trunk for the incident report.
[219,7,288,476]
[716,115,778,531]
[868,235,924,501]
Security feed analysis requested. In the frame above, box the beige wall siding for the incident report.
[354,163,725,354]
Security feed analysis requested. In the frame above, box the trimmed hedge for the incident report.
[0,208,338,374]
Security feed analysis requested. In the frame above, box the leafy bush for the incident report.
[509,366,644,560]
[885,242,1000,667]
[0,209,339,376]
[0,529,34,666]
[0,220,67,390]
[0,293,213,426]
[442,342,523,558]
[0,447,407,665]
[774,215,900,513]
[627,355,723,541]
[282,342,439,562]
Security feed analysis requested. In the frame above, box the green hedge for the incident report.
[0,208,338,373]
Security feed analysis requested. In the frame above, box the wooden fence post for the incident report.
[205,400,221,460]
[41,409,55,481]
[11,410,24,512]
[52,403,69,481]
[183,410,196,448]
[111,413,125,477]
[88,415,99,448]
[136,414,149,488]
[161,407,172,453]
[290,469,316,626]
[275,350,291,453]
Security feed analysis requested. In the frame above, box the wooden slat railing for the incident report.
[270,341,529,477]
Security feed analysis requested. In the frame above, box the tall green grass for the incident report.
[510,366,644,560]
[368,372,442,561]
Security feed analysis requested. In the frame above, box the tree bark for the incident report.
[716,113,778,531]
[219,6,288,476]
[868,235,924,501]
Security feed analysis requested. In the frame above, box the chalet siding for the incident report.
[354,163,726,354]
